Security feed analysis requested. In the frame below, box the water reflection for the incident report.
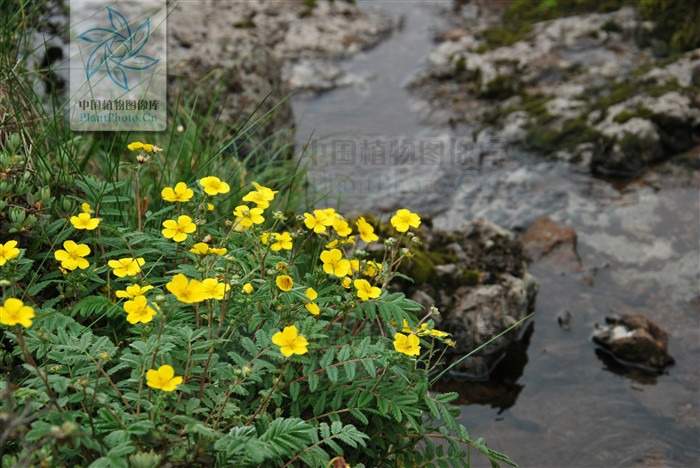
[435,322,534,413]
[595,348,661,385]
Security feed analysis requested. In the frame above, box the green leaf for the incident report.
[308,372,319,392]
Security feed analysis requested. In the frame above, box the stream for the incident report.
[292,1,700,467]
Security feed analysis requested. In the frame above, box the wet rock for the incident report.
[521,216,582,273]
[439,272,538,373]
[557,309,572,331]
[592,314,675,370]
[398,219,537,374]
[283,59,367,93]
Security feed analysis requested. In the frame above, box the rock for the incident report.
[521,216,582,272]
[417,3,700,176]
[434,263,459,280]
[166,0,398,142]
[557,309,572,331]
[167,3,295,146]
[410,289,436,314]
[439,272,538,375]
[283,59,367,93]
[592,314,675,370]
[399,219,537,375]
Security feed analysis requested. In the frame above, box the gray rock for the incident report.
[592,314,675,369]
[440,272,538,373]
[405,219,537,375]
[168,3,294,145]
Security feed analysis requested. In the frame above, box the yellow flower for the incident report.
[353,279,381,301]
[166,274,207,303]
[115,284,154,299]
[276,275,293,292]
[123,296,158,324]
[0,240,20,266]
[207,203,214,211]
[319,249,351,277]
[429,329,449,338]
[233,205,265,228]
[54,240,91,271]
[189,242,210,255]
[304,287,320,315]
[262,232,293,251]
[242,283,253,294]
[252,182,278,201]
[363,261,383,277]
[242,182,278,209]
[350,259,360,274]
[127,141,144,151]
[304,212,326,233]
[81,203,93,214]
[0,298,35,328]
[356,217,379,243]
[341,277,352,289]
[199,176,230,196]
[201,278,230,300]
[332,218,352,237]
[242,190,271,209]
[277,262,288,272]
[146,364,183,392]
[271,325,309,357]
[390,209,421,233]
[393,333,421,356]
[70,212,100,230]
[209,247,227,255]
[108,257,145,278]
[162,215,196,242]
[305,288,318,301]
[303,209,336,234]
[161,182,194,203]
[325,239,339,248]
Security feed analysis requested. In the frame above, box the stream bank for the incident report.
[292,1,699,466]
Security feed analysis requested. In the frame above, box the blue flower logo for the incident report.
[77,7,159,91]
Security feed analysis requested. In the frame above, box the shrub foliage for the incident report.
[0,139,515,468]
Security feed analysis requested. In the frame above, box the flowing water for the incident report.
[292,1,700,467]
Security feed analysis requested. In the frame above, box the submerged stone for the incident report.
[592,314,675,370]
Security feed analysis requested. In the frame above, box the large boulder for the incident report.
[400,219,538,378]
